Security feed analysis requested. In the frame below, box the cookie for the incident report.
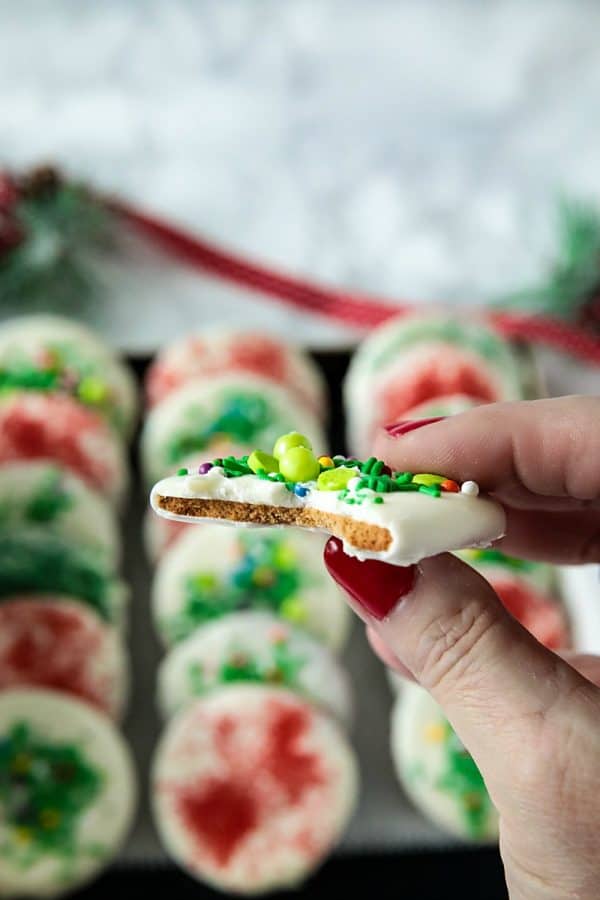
[152,685,358,894]
[391,684,498,842]
[146,330,326,419]
[0,392,128,506]
[157,611,353,726]
[0,460,119,569]
[140,375,326,486]
[344,312,527,456]
[0,596,128,720]
[0,530,128,627]
[150,436,505,566]
[0,314,138,437]
[0,688,136,897]
[152,525,350,650]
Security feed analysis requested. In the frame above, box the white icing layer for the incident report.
[151,468,506,566]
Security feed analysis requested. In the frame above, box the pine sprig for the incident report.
[499,198,600,324]
[0,170,114,313]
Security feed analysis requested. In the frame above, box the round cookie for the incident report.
[157,611,353,727]
[152,685,358,894]
[0,597,128,720]
[0,529,128,627]
[0,392,128,506]
[391,684,498,842]
[0,461,119,569]
[344,313,526,456]
[0,314,138,437]
[0,688,136,898]
[152,525,350,650]
[146,330,326,418]
[456,548,556,595]
[140,374,327,486]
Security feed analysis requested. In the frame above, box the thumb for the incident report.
[324,538,592,776]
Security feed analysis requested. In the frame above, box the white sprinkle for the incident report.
[461,480,479,496]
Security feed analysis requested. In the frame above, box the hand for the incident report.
[324,397,600,900]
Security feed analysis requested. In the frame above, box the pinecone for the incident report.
[19,165,62,200]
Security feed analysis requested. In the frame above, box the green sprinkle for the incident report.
[361,456,377,475]
[374,496,384,504]
[177,468,188,476]
[419,484,441,497]
[394,471,412,484]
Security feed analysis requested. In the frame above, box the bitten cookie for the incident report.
[151,433,505,566]
[152,685,358,894]
[140,375,326,486]
[152,524,350,650]
[146,330,326,419]
[157,611,353,726]
[391,684,498,842]
[0,314,138,436]
[0,688,136,898]
[0,596,128,720]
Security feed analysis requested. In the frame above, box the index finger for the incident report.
[374,396,600,507]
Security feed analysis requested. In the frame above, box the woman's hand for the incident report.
[324,396,600,900]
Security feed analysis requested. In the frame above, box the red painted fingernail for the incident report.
[384,417,445,437]
[324,537,416,621]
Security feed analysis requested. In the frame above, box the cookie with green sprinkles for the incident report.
[157,610,353,726]
[150,433,506,567]
[0,688,136,898]
[391,684,498,842]
[152,525,350,651]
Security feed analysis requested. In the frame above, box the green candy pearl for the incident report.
[248,450,279,475]
[273,432,313,461]
[279,447,320,483]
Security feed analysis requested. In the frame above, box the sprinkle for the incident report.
[461,481,480,497]
[360,456,378,475]
[441,479,459,493]
[177,467,188,476]
[373,496,384,504]
[394,472,412,484]
[419,484,441,497]
[412,473,445,486]
[318,455,334,469]
[198,462,213,475]
[294,484,308,497]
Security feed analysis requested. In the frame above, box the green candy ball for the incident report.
[248,450,279,475]
[273,432,312,461]
[279,447,320,483]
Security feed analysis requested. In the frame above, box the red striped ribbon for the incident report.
[114,200,600,365]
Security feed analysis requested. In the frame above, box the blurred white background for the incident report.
[2,0,600,341]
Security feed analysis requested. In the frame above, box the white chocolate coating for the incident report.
[157,611,353,727]
[0,688,136,898]
[391,684,498,842]
[151,467,506,566]
[152,685,358,894]
[152,524,350,650]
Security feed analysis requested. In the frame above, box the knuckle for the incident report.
[414,600,501,694]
